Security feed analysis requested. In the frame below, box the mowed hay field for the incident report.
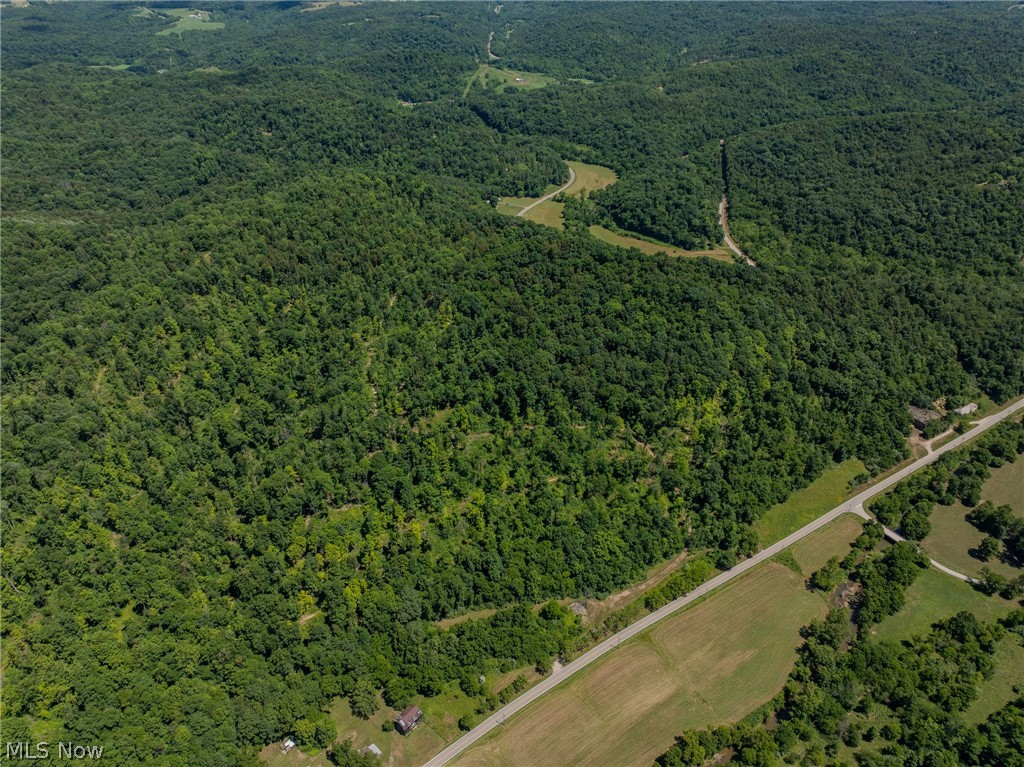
[451,516,862,767]
[922,458,1024,580]
[564,161,617,198]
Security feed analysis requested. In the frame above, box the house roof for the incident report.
[396,705,423,727]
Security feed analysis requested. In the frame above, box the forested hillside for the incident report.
[2,3,1022,765]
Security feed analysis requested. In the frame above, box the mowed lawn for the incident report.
[753,459,866,546]
[922,458,1023,580]
[260,686,473,767]
[451,517,861,767]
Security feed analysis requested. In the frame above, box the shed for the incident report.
[281,738,296,753]
[954,402,978,416]
[395,705,423,735]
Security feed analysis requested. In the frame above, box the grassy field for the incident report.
[301,1,362,10]
[872,567,1015,643]
[752,459,867,546]
[260,684,477,767]
[450,520,861,767]
[564,161,618,198]
[588,225,733,262]
[87,64,131,71]
[463,65,557,97]
[521,200,565,228]
[965,636,1024,724]
[154,8,224,36]
[922,459,1023,580]
[497,162,617,229]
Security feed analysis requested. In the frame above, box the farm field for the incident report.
[154,8,224,36]
[753,459,866,546]
[463,64,556,97]
[871,566,1015,643]
[449,518,861,767]
[922,458,1023,580]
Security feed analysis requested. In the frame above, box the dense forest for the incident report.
[2,3,1022,765]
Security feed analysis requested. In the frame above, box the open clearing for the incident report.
[499,161,734,261]
[154,8,224,36]
[965,636,1024,724]
[449,519,860,767]
[301,1,362,11]
[496,162,617,230]
[922,458,1023,580]
[872,566,1015,643]
[589,225,733,261]
[753,459,867,546]
[260,686,473,767]
[463,65,557,98]
[563,161,617,197]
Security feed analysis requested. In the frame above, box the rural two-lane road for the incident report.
[516,166,576,219]
[421,397,1024,767]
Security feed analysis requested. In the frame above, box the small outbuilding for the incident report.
[954,402,979,416]
[358,744,383,758]
[395,705,423,735]
[281,738,296,753]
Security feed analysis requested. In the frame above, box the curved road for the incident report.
[516,166,576,219]
[422,397,1023,767]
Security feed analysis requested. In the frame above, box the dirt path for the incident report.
[486,31,499,61]
[516,166,576,218]
[719,196,756,266]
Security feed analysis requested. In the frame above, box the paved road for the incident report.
[516,166,576,218]
[421,397,1023,767]
[718,196,756,266]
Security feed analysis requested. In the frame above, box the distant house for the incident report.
[954,402,979,416]
[909,405,942,430]
[281,738,296,753]
[394,705,423,735]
